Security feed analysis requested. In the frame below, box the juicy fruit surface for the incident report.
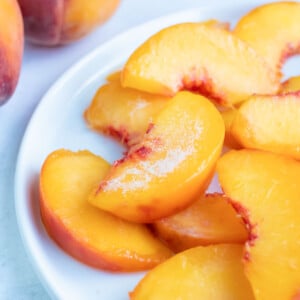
[40,149,172,271]
[153,193,248,252]
[84,80,168,146]
[231,93,300,160]
[89,91,225,223]
[122,22,279,106]
[280,76,300,93]
[0,0,23,104]
[130,244,254,300]
[217,149,300,299]
[234,2,300,69]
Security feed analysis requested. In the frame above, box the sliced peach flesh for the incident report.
[231,93,300,160]
[88,91,225,223]
[217,149,300,299]
[234,2,300,70]
[84,80,169,146]
[40,149,172,271]
[280,76,300,93]
[130,244,254,300]
[152,193,248,252]
[122,23,279,106]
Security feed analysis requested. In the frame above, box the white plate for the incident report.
[14,2,300,300]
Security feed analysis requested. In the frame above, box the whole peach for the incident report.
[18,0,120,46]
[0,0,23,105]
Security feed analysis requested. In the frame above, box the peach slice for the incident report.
[231,93,300,160]
[84,80,169,146]
[0,0,23,104]
[221,109,241,149]
[40,149,172,271]
[121,23,279,106]
[280,76,300,93]
[18,0,120,45]
[106,70,121,82]
[152,193,248,253]
[217,149,300,299]
[130,244,254,299]
[89,91,225,223]
[234,2,300,70]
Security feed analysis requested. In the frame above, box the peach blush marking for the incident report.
[226,199,257,262]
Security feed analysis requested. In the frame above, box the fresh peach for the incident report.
[152,193,248,253]
[18,0,120,46]
[89,91,225,223]
[234,2,300,71]
[130,244,254,299]
[280,76,300,93]
[40,149,172,271]
[231,93,300,160]
[0,0,23,105]
[221,109,241,149]
[84,79,169,146]
[217,149,300,299]
[122,23,279,106]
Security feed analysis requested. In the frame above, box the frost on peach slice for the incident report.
[217,149,300,299]
[40,149,172,271]
[152,193,248,253]
[234,2,300,71]
[280,76,300,93]
[88,91,225,223]
[130,244,254,300]
[231,93,300,160]
[84,80,169,146]
[121,23,279,106]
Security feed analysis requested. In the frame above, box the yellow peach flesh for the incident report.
[84,80,169,146]
[153,193,248,252]
[122,23,279,106]
[89,91,225,223]
[130,244,254,300]
[234,2,300,70]
[231,93,300,160]
[217,149,300,299]
[40,149,172,271]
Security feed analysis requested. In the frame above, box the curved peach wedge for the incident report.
[84,80,169,146]
[122,23,279,106]
[280,76,300,93]
[130,244,254,300]
[89,91,225,223]
[0,0,23,104]
[152,193,248,253]
[18,0,120,45]
[217,149,300,299]
[231,93,300,160]
[40,149,172,271]
[234,2,300,70]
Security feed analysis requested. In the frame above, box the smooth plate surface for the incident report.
[14,3,300,300]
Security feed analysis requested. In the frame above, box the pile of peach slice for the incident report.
[40,1,300,299]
